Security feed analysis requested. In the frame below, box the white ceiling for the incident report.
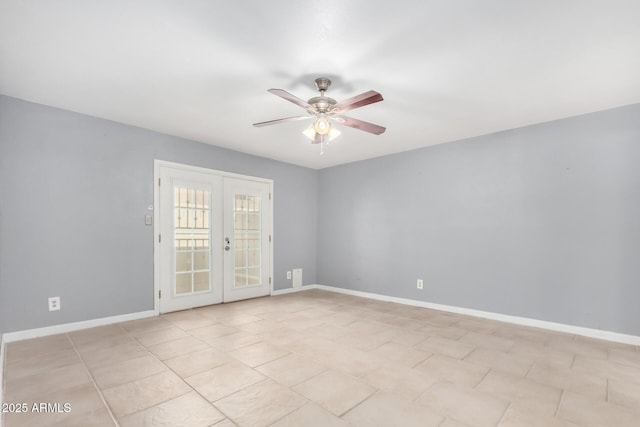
[1,1,639,169]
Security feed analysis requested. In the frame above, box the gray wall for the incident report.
[318,103,640,336]
[2,94,639,338]
[0,95,317,334]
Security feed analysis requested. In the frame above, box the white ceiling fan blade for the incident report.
[253,115,312,127]
[268,88,312,110]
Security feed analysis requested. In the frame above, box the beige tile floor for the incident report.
[2,289,640,427]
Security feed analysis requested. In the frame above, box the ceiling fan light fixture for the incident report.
[303,122,341,142]
[313,115,330,135]
[328,126,341,141]
[302,124,316,141]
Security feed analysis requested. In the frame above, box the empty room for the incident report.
[1,1,639,426]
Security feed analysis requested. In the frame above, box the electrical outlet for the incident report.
[286,271,292,280]
[48,296,61,311]
[417,279,423,290]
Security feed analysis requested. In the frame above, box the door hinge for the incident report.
[159,234,162,243]
[159,290,162,299]
[269,234,271,243]
[269,192,271,200]
[269,277,271,285]
[158,177,161,186]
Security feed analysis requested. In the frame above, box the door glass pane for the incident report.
[175,273,191,295]
[193,251,209,270]
[194,272,210,292]
[176,252,192,272]
[174,186,211,295]
[247,267,261,286]
[233,194,261,287]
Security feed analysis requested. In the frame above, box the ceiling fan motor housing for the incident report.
[307,96,337,113]
[308,77,337,113]
[314,77,331,92]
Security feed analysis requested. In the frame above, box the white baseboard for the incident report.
[0,309,156,427]
[3,285,638,348]
[312,284,640,347]
[271,285,314,296]
[1,310,157,344]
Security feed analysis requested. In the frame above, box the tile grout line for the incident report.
[119,320,287,425]
[262,383,315,427]
[333,387,380,420]
[461,347,477,362]
[116,323,220,420]
[250,351,292,370]
[410,351,433,369]
[410,352,429,369]
[67,333,120,427]
[210,379,270,427]
[523,359,535,378]
[283,364,368,421]
[495,402,512,426]
[473,366,492,389]
[412,379,437,404]
[554,389,566,418]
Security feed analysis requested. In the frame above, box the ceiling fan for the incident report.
[253,77,385,154]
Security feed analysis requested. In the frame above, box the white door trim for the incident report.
[153,160,274,314]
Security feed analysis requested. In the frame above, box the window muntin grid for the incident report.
[233,194,261,287]
[174,187,211,295]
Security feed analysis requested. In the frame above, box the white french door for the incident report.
[156,161,272,314]
[223,178,271,303]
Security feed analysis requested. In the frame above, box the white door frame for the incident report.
[153,160,274,314]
